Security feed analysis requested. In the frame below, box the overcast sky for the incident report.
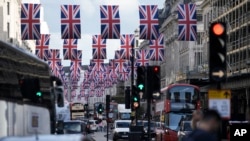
[22,0,165,66]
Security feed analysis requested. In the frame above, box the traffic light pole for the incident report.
[146,68,151,141]
[131,44,138,125]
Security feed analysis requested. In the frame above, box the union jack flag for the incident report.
[48,49,61,76]
[71,90,76,98]
[127,60,137,78]
[139,5,159,40]
[136,49,150,66]
[109,59,118,83]
[100,5,120,39]
[149,34,165,61]
[63,39,78,60]
[177,4,197,41]
[35,34,50,61]
[70,50,82,82]
[119,68,129,81]
[114,50,128,72]
[120,34,135,60]
[21,3,41,40]
[61,5,81,39]
[91,59,105,73]
[92,35,106,59]
[95,88,103,97]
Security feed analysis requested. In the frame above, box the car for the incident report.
[177,121,192,141]
[137,120,157,140]
[0,134,83,141]
[63,120,86,134]
[111,120,131,141]
[88,120,98,132]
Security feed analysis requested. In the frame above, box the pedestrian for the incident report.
[183,109,222,141]
[98,119,103,132]
[191,109,203,130]
[102,118,107,132]
[85,123,91,135]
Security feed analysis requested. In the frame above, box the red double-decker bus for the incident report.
[160,83,201,141]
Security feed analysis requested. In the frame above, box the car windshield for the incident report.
[116,122,130,128]
[64,122,81,132]
[167,113,192,131]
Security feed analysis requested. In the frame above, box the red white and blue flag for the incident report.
[149,34,164,61]
[136,49,150,66]
[92,35,106,59]
[100,5,120,39]
[114,50,128,73]
[91,59,105,73]
[61,5,81,39]
[35,34,50,61]
[139,5,159,40]
[21,3,41,40]
[119,68,129,81]
[70,50,82,82]
[120,34,135,60]
[177,4,197,41]
[63,39,78,60]
[109,59,118,84]
[48,49,61,76]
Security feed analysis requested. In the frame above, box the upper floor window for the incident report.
[7,2,10,15]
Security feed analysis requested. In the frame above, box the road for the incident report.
[91,132,112,141]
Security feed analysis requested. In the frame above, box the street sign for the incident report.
[208,89,231,119]
[208,89,231,99]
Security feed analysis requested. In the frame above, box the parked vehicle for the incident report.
[177,121,192,141]
[111,120,131,141]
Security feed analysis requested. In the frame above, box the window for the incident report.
[7,22,10,38]
[7,2,10,15]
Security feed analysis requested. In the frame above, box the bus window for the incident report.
[185,92,191,103]
[174,92,181,102]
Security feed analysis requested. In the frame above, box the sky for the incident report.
[22,0,165,66]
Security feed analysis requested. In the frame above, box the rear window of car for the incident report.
[116,122,130,128]
[64,122,82,132]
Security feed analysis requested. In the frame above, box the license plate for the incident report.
[122,135,128,137]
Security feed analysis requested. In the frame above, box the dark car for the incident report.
[138,120,157,140]
[177,121,192,141]
[63,120,86,134]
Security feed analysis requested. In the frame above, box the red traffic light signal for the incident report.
[212,23,225,36]
[153,66,159,72]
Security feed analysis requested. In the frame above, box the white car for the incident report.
[88,120,98,132]
[112,120,131,141]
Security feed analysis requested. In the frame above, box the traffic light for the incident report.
[19,78,42,102]
[106,95,110,111]
[136,66,146,92]
[131,86,140,109]
[125,86,130,109]
[84,104,88,111]
[209,22,227,82]
[55,86,64,107]
[132,94,140,109]
[97,104,104,114]
[147,66,161,99]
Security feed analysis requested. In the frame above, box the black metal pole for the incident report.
[131,44,137,125]
[106,107,109,141]
[147,94,151,141]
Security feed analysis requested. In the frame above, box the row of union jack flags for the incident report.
[31,2,197,101]
[21,3,197,41]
